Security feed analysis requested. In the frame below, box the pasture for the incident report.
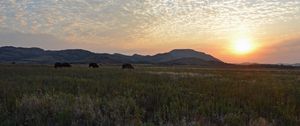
[0,64,299,125]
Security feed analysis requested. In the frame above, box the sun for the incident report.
[232,37,255,55]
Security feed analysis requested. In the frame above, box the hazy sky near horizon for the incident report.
[0,0,300,63]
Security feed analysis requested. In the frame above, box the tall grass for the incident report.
[0,65,299,125]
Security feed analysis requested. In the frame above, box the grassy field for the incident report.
[0,64,299,126]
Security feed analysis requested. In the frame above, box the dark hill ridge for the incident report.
[160,57,226,66]
[152,49,222,63]
[0,46,224,65]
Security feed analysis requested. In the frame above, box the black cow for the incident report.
[89,63,99,68]
[54,62,61,68]
[122,63,134,69]
[54,62,72,68]
[62,63,72,67]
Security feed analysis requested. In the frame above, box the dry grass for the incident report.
[0,64,299,125]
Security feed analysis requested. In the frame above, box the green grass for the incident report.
[0,64,299,125]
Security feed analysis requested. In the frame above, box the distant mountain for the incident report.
[160,57,225,66]
[291,63,300,66]
[239,62,258,65]
[149,49,222,63]
[0,46,224,65]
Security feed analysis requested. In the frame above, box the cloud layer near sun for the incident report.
[0,0,300,63]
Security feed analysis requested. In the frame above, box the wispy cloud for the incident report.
[0,0,299,43]
[0,0,300,63]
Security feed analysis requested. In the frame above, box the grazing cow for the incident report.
[89,63,99,68]
[54,62,72,68]
[54,62,61,68]
[62,63,72,67]
[122,63,134,69]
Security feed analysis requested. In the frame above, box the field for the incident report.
[0,64,299,126]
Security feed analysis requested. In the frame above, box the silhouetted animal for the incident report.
[54,62,61,68]
[89,63,99,68]
[122,63,134,69]
[55,62,72,68]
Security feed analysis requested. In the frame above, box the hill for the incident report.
[0,46,224,65]
[160,57,225,66]
[292,63,300,66]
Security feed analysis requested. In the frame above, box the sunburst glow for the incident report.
[232,38,255,55]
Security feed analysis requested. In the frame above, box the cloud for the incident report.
[0,0,300,62]
[0,0,299,43]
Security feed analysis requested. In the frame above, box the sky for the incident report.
[0,0,300,63]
